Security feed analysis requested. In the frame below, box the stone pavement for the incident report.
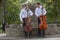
[0,37,60,40]
[0,34,60,40]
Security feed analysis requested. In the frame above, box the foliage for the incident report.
[6,0,27,24]
[1,0,60,24]
[33,0,59,23]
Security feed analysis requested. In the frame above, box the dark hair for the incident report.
[36,2,40,5]
[24,4,27,7]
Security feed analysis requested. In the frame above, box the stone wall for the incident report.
[45,24,58,35]
[5,24,24,37]
[5,24,60,37]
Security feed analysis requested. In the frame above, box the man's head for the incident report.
[35,2,40,7]
[25,4,29,9]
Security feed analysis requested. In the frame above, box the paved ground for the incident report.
[0,34,60,40]
[1,37,60,40]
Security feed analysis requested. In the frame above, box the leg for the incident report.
[38,17,41,36]
[23,18,27,38]
[24,31,28,38]
[29,31,32,38]
[42,30,45,37]
[38,28,41,36]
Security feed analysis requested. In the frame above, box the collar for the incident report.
[37,6,42,8]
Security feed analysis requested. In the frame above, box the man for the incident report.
[20,4,33,38]
[35,3,47,37]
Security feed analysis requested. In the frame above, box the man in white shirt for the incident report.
[20,4,33,38]
[35,3,47,37]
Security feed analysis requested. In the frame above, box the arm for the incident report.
[29,9,33,16]
[19,10,23,22]
[35,8,38,17]
[43,8,47,15]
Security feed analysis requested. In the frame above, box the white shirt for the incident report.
[35,6,47,17]
[20,8,33,22]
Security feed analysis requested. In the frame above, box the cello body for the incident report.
[24,17,33,32]
[39,15,48,30]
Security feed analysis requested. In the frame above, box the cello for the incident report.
[39,6,48,30]
[24,17,33,32]
[24,9,33,32]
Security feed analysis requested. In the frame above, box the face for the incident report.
[35,4,40,7]
[26,5,29,8]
